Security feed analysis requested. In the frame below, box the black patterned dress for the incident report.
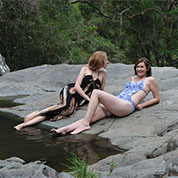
[39,75,102,121]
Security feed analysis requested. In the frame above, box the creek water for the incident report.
[0,107,123,173]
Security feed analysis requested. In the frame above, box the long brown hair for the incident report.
[134,57,152,77]
[88,51,106,71]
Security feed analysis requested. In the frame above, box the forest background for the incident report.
[0,0,177,71]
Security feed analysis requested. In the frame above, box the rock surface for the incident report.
[0,54,10,76]
[0,157,73,178]
[0,63,178,178]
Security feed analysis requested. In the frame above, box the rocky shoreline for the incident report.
[0,157,74,178]
[0,63,178,177]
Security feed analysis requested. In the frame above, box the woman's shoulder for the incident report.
[145,76,157,84]
[80,66,89,74]
[130,75,136,81]
[81,66,88,71]
[99,68,107,75]
[99,69,107,78]
[146,76,156,81]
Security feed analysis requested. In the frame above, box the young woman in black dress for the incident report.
[14,51,109,130]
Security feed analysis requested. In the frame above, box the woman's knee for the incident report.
[24,111,39,122]
[91,89,101,98]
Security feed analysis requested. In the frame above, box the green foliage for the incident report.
[66,153,118,178]
[0,0,41,70]
[67,153,100,178]
[0,0,177,70]
[107,161,116,176]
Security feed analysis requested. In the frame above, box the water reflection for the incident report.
[0,95,26,108]
[0,112,124,172]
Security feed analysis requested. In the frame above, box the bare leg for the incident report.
[14,115,46,131]
[51,106,108,134]
[69,91,101,134]
[51,90,132,135]
[71,90,133,134]
[51,119,84,135]
[24,111,40,123]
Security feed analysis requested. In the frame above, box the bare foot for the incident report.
[14,124,23,131]
[70,125,91,135]
[51,128,66,135]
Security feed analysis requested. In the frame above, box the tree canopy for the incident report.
[0,0,177,71]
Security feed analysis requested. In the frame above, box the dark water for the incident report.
[0,96,25,108]
[0,111,123,173]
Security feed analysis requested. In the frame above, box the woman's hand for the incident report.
[136,104,144,110]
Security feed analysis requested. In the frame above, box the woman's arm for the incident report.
[74,66,91,102]
[136,77,160,110]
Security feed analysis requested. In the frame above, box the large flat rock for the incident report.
[0,63,178,177]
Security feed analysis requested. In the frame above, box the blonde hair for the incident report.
[88,51,106,71]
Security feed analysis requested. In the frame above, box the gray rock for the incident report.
[57,172,74,178]
[0,157,59,178]
[0,63,178,177]
[0,54,10,76]
[103,156,167,178]
[5,157,25,164]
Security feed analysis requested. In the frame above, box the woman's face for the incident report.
[103,54,109,69]
[136,62,147,77]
